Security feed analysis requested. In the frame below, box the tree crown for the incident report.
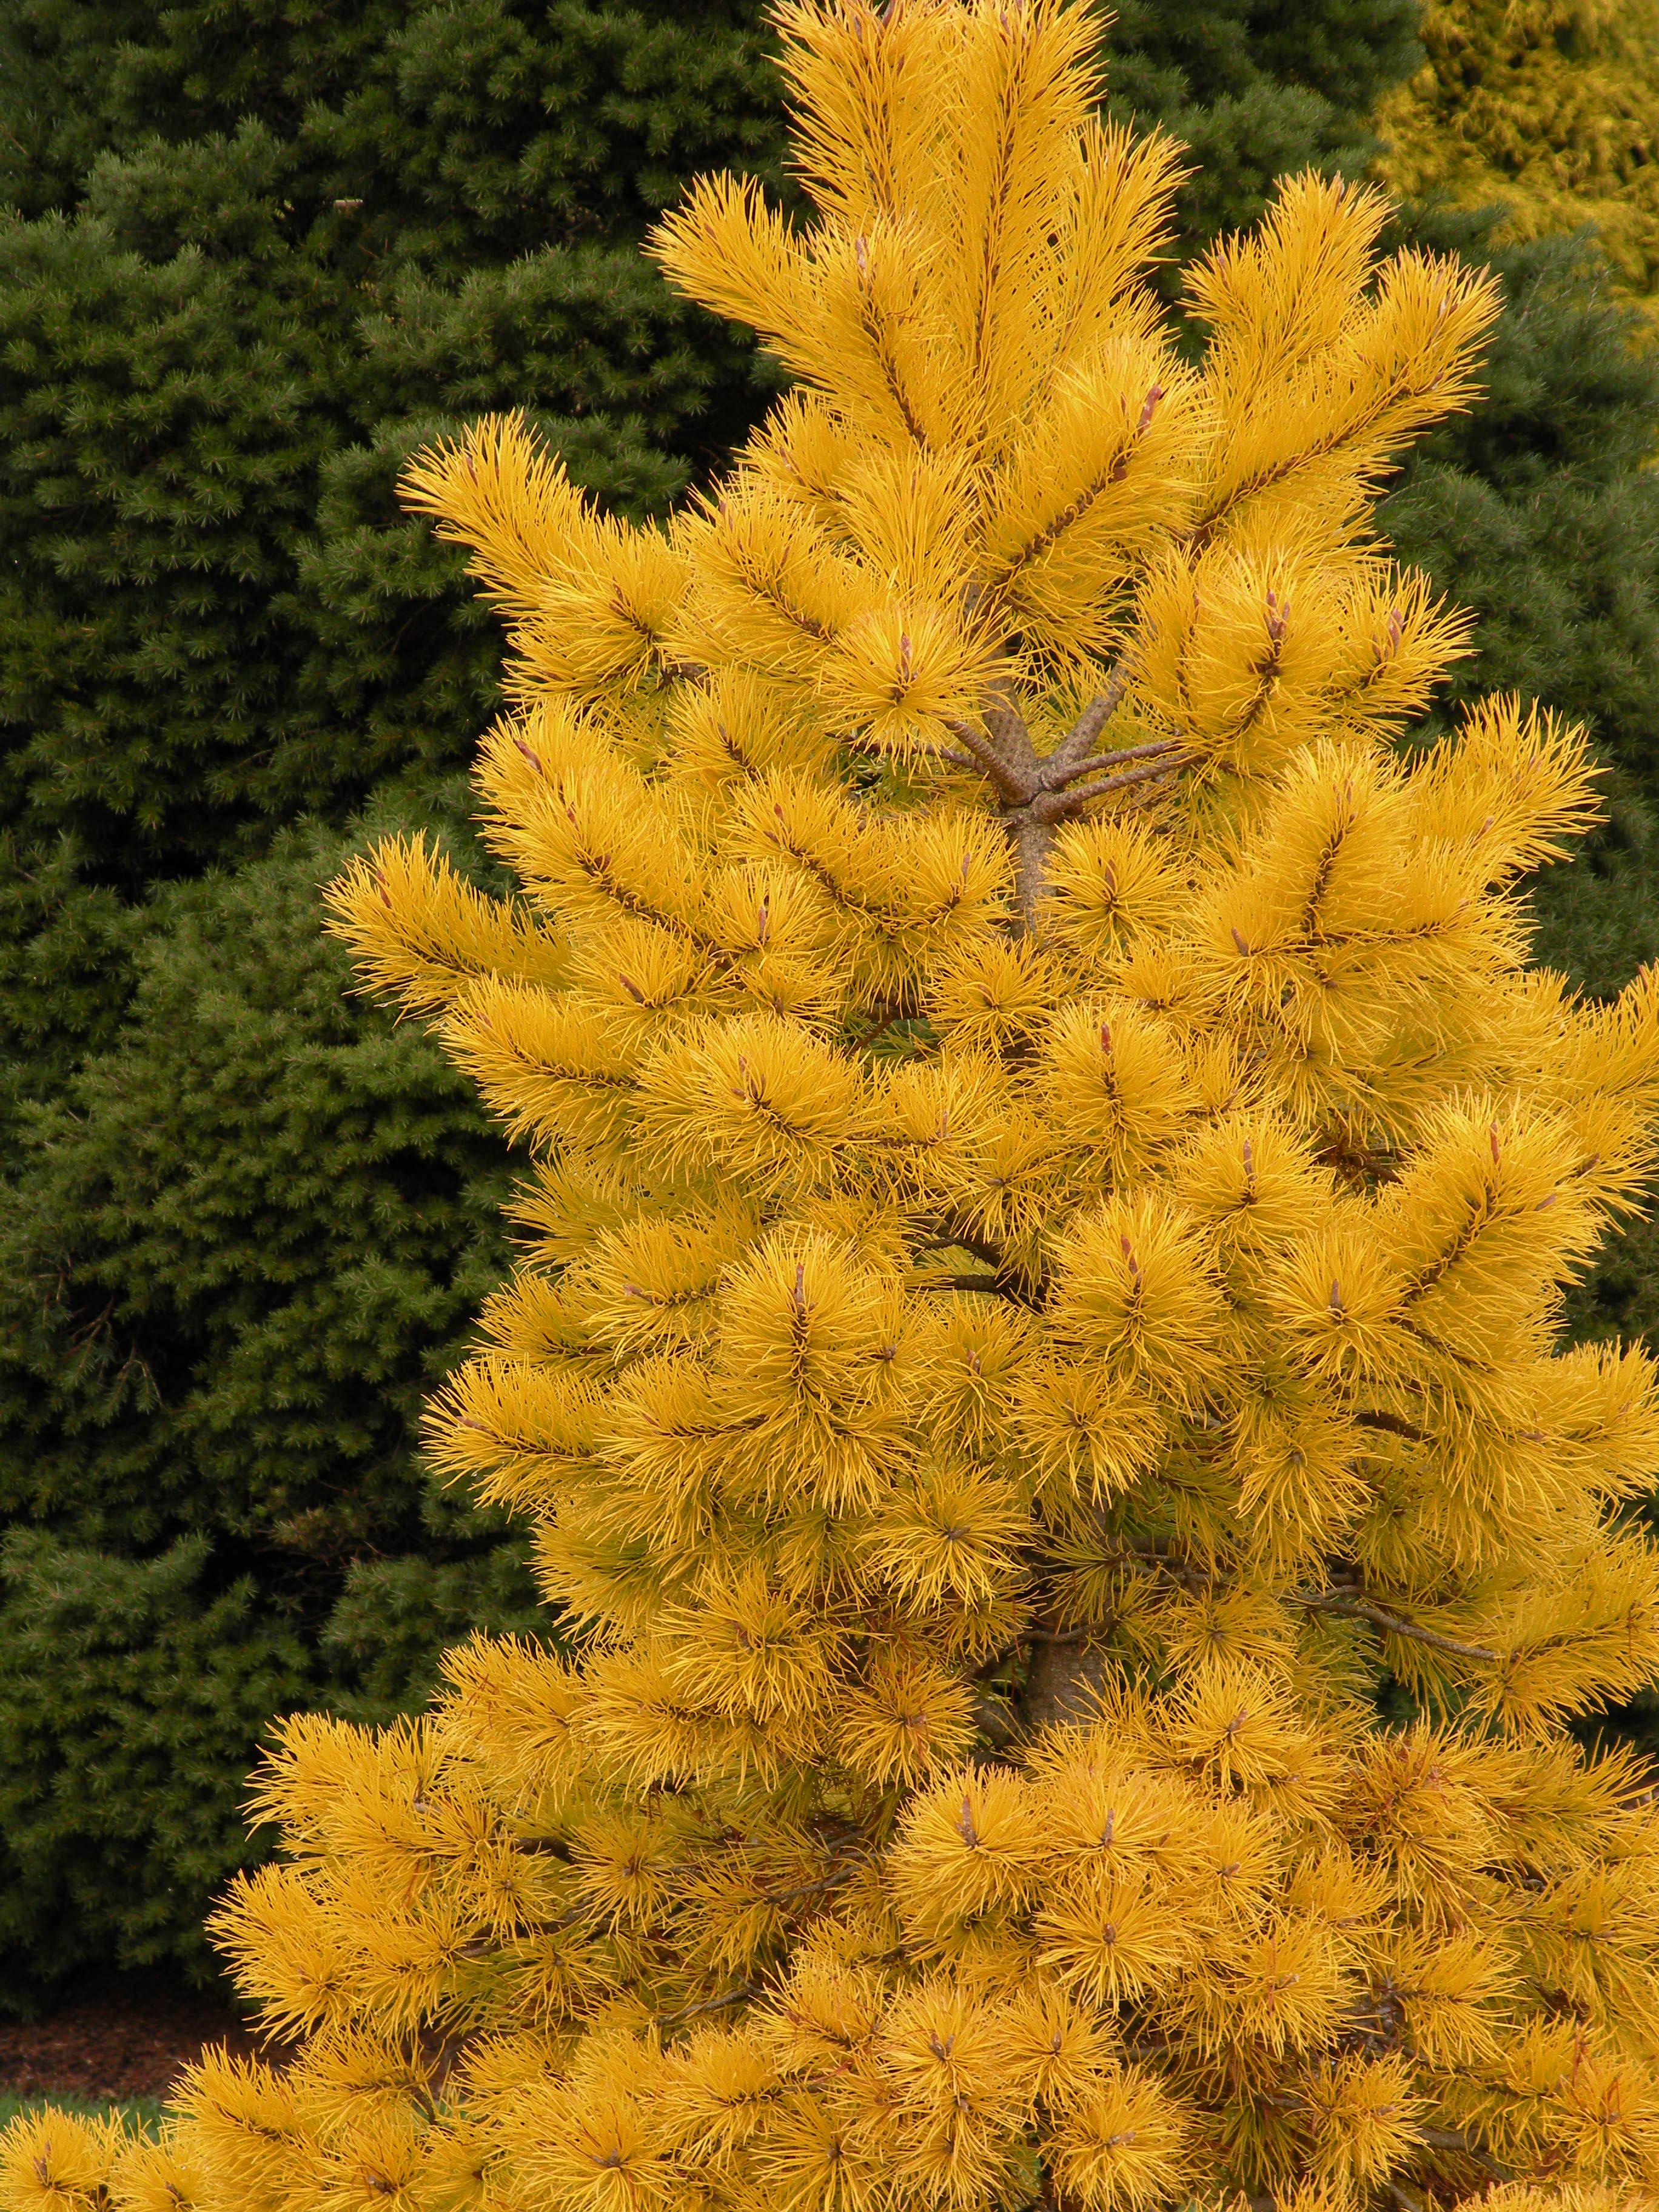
[12,1,1659,2205]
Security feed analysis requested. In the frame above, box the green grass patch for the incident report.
[0,2090,163,2134]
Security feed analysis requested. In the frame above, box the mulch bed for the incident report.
[0,1976,260,2103]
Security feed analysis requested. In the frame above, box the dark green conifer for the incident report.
[0,819,542,1986]
[1381,218,1659,1015]
[1106,0,1419,257]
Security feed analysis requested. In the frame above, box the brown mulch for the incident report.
[0,1976,260,2103]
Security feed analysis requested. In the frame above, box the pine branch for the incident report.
[1041,736,1176,791]
[1045,668,1130,772]
[944,713,1030,801]
[742,1855,868,1910]
[849,1002,911,1054]
[655,1982,761,2032]
[1028,1547,1501,1667]
[947,678,1155,807]
[946,678,1191,931]
[1287,1588,1498,1664]
[1039,749,1188,812]
[415,2022,483,2099]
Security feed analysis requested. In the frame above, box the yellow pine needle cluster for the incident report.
[16,4,1659,2209]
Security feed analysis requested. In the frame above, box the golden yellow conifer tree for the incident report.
[15,3,1659,2207]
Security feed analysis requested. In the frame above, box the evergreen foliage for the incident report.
[1381,220,1659,1007]
[0,1535,307,1992]
[1377,220,1659,1360]
[0,2,783,1113]
[16,3,1659,2198]
[0,823,540,1987]
[0,0,785,2001]
[1105,0,1418,261]
[4,0,1658,2029]
[1376,0,1659,306]
[0,0,1439,2006]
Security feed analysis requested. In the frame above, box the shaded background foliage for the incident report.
[0,0,1656,2005]
[1376,0,1659,308]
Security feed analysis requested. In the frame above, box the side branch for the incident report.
[914,1219,1016,1275]
[1041,736,1179,792]
[944,675,1190,935]
[1045,749,1188,811]
[917,1272,1024,1299]
[1286,1589,1498,1665]
[1024,1547,1501,1697]
[655,1982,761,2033]
[943,715,1028,799]
[1045,667,1129,773]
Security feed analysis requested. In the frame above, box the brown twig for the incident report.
[655,1982,762,2033]
[1041,736,1181,791]
[1045,751,1188,811]
[945,679,1192,931]
[749,1863,865,1908]
[914,1219,1013,1274]
[1045,667,1131,771]
[1287,1589,1498,1664]
[1352,1408,1430,1444]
